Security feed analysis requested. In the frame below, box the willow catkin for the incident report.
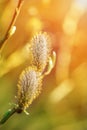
[17,66,42,111]
[31,32,51,71]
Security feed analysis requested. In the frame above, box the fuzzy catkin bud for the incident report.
[17,66,42,110]
[31,32,51,71]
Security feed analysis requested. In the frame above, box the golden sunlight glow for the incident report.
[63,0,87,35]
[42,0,51,5]
[72,63,87,88]
[49,79,74,104]
[74,0,87,12]
[56,48,71,81]
[28,6,38,16]
[1,0,87,129]
[26,17,43,34]
[63,17,77,35]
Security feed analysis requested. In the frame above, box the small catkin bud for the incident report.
[17,66,42,110]
[31,32,51,71]
[8,26,16,37]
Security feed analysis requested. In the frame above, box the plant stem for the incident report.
[0,107,16,124]
[0,0,24,53]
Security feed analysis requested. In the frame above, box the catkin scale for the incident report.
[31,32,51,71]
[17,66,42,110]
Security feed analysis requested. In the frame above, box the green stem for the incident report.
[0,107,16,124]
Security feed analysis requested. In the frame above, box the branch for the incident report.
[0,0,24,53]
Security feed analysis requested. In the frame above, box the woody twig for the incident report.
[0,0,24,54]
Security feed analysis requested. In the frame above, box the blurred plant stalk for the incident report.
[0,44,32,78]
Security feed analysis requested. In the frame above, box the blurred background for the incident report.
[0,0,87,129]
